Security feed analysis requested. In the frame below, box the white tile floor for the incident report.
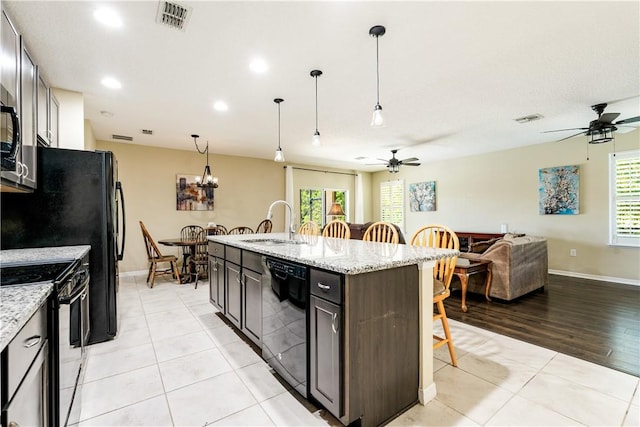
[77,273,640,426]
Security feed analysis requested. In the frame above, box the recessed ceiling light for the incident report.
[94,8,123,28]
[100,110,114,118]
[101,77,122,89]
[213,101,228,112]
[249,58,268,74]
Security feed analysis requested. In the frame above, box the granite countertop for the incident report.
[0,283,53,350]
[208,233,458,275]
[0,245,91,265]
[0,245,91,351]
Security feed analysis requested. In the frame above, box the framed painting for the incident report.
[539,165,579,215]
[176,174,214,211]
[409,181,436,212]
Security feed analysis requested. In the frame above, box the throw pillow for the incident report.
[468,237,501,253]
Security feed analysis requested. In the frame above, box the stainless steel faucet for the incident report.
[266,200,295,240]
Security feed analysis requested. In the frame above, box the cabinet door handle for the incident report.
[21,163,29,178]
[23,335,42,348]
[15,162,23,177]
[317,283,331,291]
[331,313,339,334]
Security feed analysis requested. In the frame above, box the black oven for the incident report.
[0,254,90,427]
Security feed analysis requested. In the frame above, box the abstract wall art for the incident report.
[409,181,436,212]
[539,165,579,215]
[176,174,215,211]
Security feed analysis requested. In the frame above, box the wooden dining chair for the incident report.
[255,219,273,233]
[298,221,319,236]
[206,225,227,235]
[192,229,209,289]
[228,226,254,235]
[180,225,204,275]
[139,221,181,288]
[322,220,351,239]
[410,224,460,366]
[362,221,399,243]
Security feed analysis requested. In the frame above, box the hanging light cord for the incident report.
[193,136,209,163]
[315,76,319,132]
[375,35,380,105]
[277,102,282,149]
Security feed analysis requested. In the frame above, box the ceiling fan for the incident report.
[369,149,421,173]
[543,103,640,144]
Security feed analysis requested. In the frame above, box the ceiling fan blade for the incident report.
[615,116,640,125]
[542,127,589,133]
[376,158,390,163]
[402,162,421,166]
[556,131,588,141]
[399,157,419,163]
[598,112,620,123]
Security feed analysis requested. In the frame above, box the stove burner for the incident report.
[0,262,73,287]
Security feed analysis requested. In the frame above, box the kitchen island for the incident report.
[208,233,457,427]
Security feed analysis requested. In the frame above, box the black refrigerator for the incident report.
[1,146,125,344]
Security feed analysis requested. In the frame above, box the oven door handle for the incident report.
[59,282,87,305]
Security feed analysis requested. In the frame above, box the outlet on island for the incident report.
[570,249,577,257]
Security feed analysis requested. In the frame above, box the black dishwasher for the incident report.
[262,257,309,397]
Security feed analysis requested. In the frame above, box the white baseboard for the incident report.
[549,269,640,287]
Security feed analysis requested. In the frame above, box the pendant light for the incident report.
[192,134,219,188]
[274,98,285,162]
[310,69,323,146]
[369,25,386,127]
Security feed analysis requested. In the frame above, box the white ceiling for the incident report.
[4,1,639,172]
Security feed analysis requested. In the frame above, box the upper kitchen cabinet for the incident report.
[1,9,22,188]
[1,9,37,191]
[37,72,58,148]
[19,40,37,189]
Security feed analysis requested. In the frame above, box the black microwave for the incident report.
[1,104,21,172]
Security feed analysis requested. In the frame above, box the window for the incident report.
[380,179,404,230]
[610,150,640,247]
[300,189,347,227]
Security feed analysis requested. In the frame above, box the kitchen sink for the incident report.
[242,238,305,245]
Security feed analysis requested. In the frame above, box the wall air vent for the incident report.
[156,1,192,31]
[514,113,544,124]
[141,129,153,135]
[112,134,133,142]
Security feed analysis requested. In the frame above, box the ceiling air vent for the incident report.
[112,134,133,142]
[156,1,192,31]
[141,129,153,135]
[514,114,544,124]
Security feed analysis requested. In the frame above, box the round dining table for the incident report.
[158,238,207,283]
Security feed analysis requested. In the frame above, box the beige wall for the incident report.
[372,129,640,283]
[83,119,96,151]
[97,141,286,273]
[52,88,84,150]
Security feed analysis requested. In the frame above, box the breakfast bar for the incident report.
[208,233,457,426]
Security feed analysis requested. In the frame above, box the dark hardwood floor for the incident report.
[444,274,640,377]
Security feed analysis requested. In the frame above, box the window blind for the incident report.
[380,180,404,229]
[610,150,640,247]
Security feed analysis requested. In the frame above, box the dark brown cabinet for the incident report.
[241,251,262,346]
[310,295,341,416]
[225,249,242,330]
[208,242,225,312]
